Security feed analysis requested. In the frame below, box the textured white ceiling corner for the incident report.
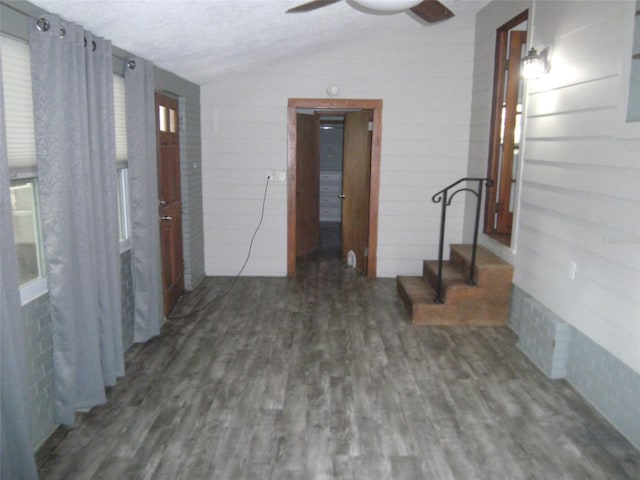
[27,0,487,85]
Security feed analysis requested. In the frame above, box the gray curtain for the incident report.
[30,16,124,425]
[0,53,39,480]
[125,58,163,343]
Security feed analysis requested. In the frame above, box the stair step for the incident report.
[422,260,478,303]
[396,276,442,324]
[423,260,467,286]
[396,244,513,326]
[397,275,436,304]
[449,244,513,287]
[422,260,467,286]
[396,275,510,326]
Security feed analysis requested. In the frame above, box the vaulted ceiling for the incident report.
[27,0,487,85]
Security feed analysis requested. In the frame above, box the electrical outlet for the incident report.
[266,170,285,182]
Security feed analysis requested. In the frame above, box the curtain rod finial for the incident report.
[36,16,50,32]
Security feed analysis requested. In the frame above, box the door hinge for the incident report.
[364,247,369,257]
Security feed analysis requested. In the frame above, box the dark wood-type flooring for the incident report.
[39,251,640,479]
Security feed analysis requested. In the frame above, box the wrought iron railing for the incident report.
[431,178,494,304]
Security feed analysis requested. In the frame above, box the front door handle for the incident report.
[161,216,172,221]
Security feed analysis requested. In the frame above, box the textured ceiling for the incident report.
[27,0,486,85]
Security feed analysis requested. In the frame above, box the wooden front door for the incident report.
[156,93,184,315]
[495,30,526,234]
[341,110,371,275]
[295,113,320,256]
[485,11,528,240]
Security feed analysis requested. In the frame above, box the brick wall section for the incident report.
[508,286,524,335]
[180,94,204,291]
[120,249,135,351]
[22,249,138,450]
[20,292,55,449]
[518,295,571,379]
[511,285,640,449]
[567,331,640,449]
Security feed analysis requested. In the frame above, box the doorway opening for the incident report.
[287,99,382,278]
[318,116,344,260]
[485,10,528,247]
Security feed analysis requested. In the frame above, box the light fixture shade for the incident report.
[351,0,423,12]
[522,47,550,80]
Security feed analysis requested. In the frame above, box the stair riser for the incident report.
[449,249,513,287]
[397,276,511,326]
[443,285,511,305]
[411,302,510,326]
[397,281,414,314]
[422,261,511,302]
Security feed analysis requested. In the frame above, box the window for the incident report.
[1,33,47,300]
[626,0,640,122]
[158,103,177,133]
[113,73,131,247]
[113,73,128,161]
[0,34,36,170]
[117,166,130,241]
[618,0,640,137]
[9,179,45,284]
[484,11,528,246]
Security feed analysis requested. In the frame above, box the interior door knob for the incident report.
[296,192,301,197]
[338,194,345,199]
[161,216,172,221]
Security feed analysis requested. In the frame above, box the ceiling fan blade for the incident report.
[410,0,454,23]
[286,0,342,13]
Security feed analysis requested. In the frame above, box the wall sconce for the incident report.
[522,47,550,79]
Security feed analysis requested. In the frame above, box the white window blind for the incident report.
[113,74,127,162]
[0,34,37,170]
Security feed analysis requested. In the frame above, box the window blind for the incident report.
[113,73,127,162]
[0,34,37,170]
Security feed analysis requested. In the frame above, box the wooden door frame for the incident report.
[484,9,529,241]
[287,98,382,278]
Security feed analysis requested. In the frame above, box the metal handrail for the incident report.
[431,177,493,304]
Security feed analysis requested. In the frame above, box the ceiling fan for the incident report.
[286,0,454,24]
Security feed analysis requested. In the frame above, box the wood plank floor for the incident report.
[39,254,640,479]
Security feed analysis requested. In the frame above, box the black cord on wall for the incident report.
[168,175,271,320]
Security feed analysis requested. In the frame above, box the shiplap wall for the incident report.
[468,0,640,374]
[521,0,640,373]
[201,15,475,277]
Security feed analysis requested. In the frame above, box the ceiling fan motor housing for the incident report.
[351,0,423,12]
[286,0,455,24]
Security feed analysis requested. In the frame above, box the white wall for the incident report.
[201,15,476,277]
[468,0,640,374]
